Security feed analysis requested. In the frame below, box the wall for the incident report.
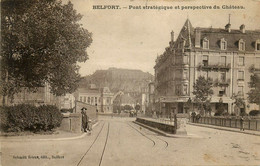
[75,101,98,123]
[59,113,82,133]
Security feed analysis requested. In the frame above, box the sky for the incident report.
[67,0,260,76]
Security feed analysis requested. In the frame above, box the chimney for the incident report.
[240,24,245,33]
[225,23,231,33]
[171,31,174,42]
[195,28,201,48]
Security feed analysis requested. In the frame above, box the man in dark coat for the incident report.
[81,107,88,132]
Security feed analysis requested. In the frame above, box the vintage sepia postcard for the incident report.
[1,0,260,165]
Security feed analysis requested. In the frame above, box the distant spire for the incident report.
[228,14,231,24]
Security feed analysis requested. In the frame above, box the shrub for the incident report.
[60,108,73,113]
[214,112,221,116]
[249,110,260,116]
[0,106,9,131]
[0,104,63,132]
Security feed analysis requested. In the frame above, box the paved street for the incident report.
[1,116,260,166]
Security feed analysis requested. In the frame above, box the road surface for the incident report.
[1,116,260,166]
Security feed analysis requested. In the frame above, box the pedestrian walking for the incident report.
[81,107,88,132]
[240,116,244,131]
[191,112,196,123]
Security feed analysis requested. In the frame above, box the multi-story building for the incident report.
[75,84,114,113]
[154,19,260,116]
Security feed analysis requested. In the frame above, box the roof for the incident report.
[196,27,260,52]
[175,19,194,48]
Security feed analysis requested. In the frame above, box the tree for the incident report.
[124,105,133,111]
[135,104,140,111]
[1,0,92,104]
[193,76,214,116]
[231,94,246,115]
[248,67,260,109]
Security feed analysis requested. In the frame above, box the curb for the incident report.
[188,122,260,136]
[0,122,100,142]
[133,121,201,138]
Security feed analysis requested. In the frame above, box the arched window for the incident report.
[220,38,227,50]
[202,38,209,49]
[239,39,245,51]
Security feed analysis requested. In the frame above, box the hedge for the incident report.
[0,104,63,132]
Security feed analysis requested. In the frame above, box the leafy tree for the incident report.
[135,104,140,111]
[193,76,213,116]
[231,94,246,115]
[1,0,92,104]
[124,105,133,111]
[248,69,260,109]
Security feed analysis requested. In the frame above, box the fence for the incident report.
[192,116,260,131]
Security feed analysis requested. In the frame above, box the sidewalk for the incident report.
[188,122,260,136]
[0,122,99,142]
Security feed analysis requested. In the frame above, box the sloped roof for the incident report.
[196,27,260,52]
[176,19,194,48]
[174,19,260,52]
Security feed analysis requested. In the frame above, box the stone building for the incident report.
[75,84,114,113]
[154,19,260,116]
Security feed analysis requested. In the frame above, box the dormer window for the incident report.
[256,40,260,51]
[239,39,245,51]
[202,38,209,49]
[220,38,227,50]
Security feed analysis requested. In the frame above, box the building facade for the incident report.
[75,85,114,113]
[154,19,260,116]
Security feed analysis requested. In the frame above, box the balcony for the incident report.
[237,79,244,83]
[214,78,230,87]
[197,63,231,72]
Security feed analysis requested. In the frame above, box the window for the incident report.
[220,72,226,82]
[220,56,226,65]
[202,38,209,49]
[175,85,181,95]
[183,55,188,64]
[88,97,90,103]
[238,57,245,66]
[238,71,244,81]
[239,39,245,51]
[98,97,101,103]
[219,87,226,96]
[84,97,86,103]
[238,86,244,95]
[80,96,82,102]
[107,98,110,104]
[183,71,188,79]
[203,55,209,66]
[183,84,188,95]
[91,97,94,105]
[220,38,227,50]
[256,40,260,51]
[95,97,97,104]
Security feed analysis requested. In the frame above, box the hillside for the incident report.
[79,68,154,95]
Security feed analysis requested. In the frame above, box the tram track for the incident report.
[127,122,156,147]
[128,121,169,149]
[77,122,110,166]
